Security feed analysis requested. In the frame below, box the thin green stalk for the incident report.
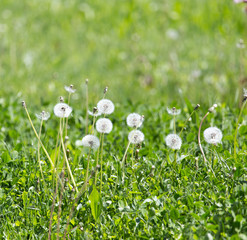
[23,103,54,169]
[179,110,195,136]
[65,93,71,138]
[37,119,47,193]
[173,115,176,134]
[48,174,58,240]
[234,100,247,160]
[83,148,92,191]
[60,121,78,192]
[85,79,89,135]
[94,133,102,185]
[121,141,131,182]
[100,133,105,193]
[131,145,135,169]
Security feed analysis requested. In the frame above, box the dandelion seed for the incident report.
[127,113,143,128]
[165,134,182,150]
[208,103,217,113]
[96,118,113,134]
[167,107,181,116]
[53,103,72,118]
[35,111,50,121]
[97,99,114,115]
[204,127,223,144]
[128,130,144,144]
[81,135,100,149]
[65,84,76,93]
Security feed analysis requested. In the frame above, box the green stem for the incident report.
[65,93,71,138]
[100,133,105,194]
[179,110,195,136]
[83,148,92,191]
[60,121,78,193]
[85,81,89,135]
[173,115,176,134]
[24,105,54,169]
[37,119,47,192]
[94,133,102,185]
[234,100,247,161]
[121,141,131,182]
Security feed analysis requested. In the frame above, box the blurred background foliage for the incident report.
[0,0,246,106]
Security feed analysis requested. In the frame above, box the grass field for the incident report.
[1,0,247,239]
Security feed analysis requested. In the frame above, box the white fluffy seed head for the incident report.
[35,111,50,121]
[64,85,76,93]
[204,127,223,144]
[167,107,181,116]
[96,118,113,134]
[75,140,83,147]
[54,103,72,118]
[128,130,144,144]
[81,135,100,149]
[97,99,114,115]
[165,134,182,150]
[126,113,143,128]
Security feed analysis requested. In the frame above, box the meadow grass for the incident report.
[1,0,247,239]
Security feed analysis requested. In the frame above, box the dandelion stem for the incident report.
[198,112,209,164]
[83,148,92,191]
[60,121,78,192]
[37,119,47,192]
[94,133,102,185]
[23,104,54,169]
[65,93,71,138]
[234,100,247,161]
[85,80,89,135]
[121,141,131,181]
[179,110,195,136]
[100,133,105,193]
[48,174,58,240]
[173,115,176,134]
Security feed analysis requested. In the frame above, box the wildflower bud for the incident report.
[232,166,237,172]
[66,149,70,158]
[85,79,89,84]
[194,104,200,110]
[65,136,69,142]
[104,86,108,94]
[93,107,98,114]
[22,101,26,107]
[151,165,155,170]
[70,84,73,89]
[135,149,139,160]
[59,96,64,103]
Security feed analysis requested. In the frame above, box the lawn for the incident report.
[0,0,247,239]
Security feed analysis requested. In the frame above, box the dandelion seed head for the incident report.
[97,99,114,115]
[204,127,223,144]
[75,140,83,147]
[54,103,72,118]
[96,118,113,134]
[35,111,50,121]
[165,134,182,150]
[65,85,76,93]
[126,113,143,128]
[88,107,101,117]
[81,135,100,149]
[128,130,144,144]
[167,107,181,116]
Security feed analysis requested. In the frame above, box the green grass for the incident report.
[0,93,247,239]
[1,0,247,239]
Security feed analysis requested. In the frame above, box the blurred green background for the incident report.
[0,0,246,106]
